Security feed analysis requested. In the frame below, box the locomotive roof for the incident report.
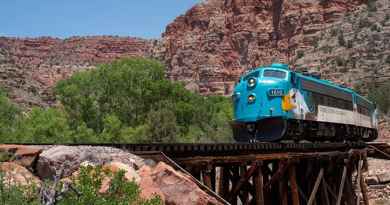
[244,64,374,107]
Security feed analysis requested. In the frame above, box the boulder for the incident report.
[0,162,41,187]
[103,161,140,183]
[138,162,223,205]
[0,144,42,168]
[36,146,144,179]
[377,173,390,184]
[366,176,380,185]
[99,161,141,194]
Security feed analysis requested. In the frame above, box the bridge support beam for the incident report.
[174,149,367,205]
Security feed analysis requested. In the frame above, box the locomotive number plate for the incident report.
[268,89,284,96]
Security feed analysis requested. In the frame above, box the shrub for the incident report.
[0,166,162,205]
[0,89,20,142]
[296,50,304,59]
[14,108,73,143]
[58,166,162,205]
[55,58,233,143]
[338,33,346,47]
[335,57,346,66]
[368,81,390,115]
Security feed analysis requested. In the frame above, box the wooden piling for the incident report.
[308,168,324,205]
[336,164,347,205]
[288,165,300,205]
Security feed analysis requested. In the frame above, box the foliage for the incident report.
[368,81,390,115]
[0,166,161,205]
[296,50,304,59]
[14,108,73,143]
[54,58,233,143]
[366,0,377,12]
[0,173,40,205]
[0,58,233,144]
[58,166,162,205]
[0,89,20,142]
[338,33,346,47]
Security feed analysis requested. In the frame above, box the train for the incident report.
[231,63,378,142]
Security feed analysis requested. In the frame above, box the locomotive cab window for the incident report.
[263,70,287,79]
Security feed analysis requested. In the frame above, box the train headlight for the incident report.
[248,94,256,103]
[247,77,257,88]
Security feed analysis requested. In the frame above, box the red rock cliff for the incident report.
[154,0,377,95]
[0,36,152,106]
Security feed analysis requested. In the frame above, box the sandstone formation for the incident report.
[0,36,152,107]
[0,0,389,137]
[0,162,41,187]
[0,145,224,205]
[366,157,390,204]
[0,144,42,168]
[36,145,144,179]
[155,0,390,96]
[138,161,223,205]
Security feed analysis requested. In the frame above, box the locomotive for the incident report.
[231,63,378,142]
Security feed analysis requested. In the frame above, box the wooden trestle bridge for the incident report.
[24,142,390,205]
[114,142,387,205]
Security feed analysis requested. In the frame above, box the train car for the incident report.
[231,63,378,142]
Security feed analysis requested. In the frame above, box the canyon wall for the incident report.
[154,0,389,95]
[0,36,152,106]
[0,0,389,138]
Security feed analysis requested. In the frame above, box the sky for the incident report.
[0,0,200,39]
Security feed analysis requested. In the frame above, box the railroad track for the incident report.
[15,141,367,157]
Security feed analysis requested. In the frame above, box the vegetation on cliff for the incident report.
[0,58,233,143]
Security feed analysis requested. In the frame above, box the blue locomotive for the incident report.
[231,63,378,142]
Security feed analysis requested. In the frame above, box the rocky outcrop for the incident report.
[0,144,42,168]
[0,162,41,187]
[1,0,389,104]
[0,145,224,204]
[138,161,223,205]
[154,0,390,95]
[366,157,390,203]
[0,36,152,107]
[36,145,144,179]
[0,0,389,136]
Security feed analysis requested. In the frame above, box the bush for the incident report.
[58,166,161,205]
[338,33,346,47]
[0,58,233,143]
[0,89,20,140]
[0,166,162,205]
[14,108,73,143]
[55,58,233,143]
[296,50,304,59]
[368,81,390,115]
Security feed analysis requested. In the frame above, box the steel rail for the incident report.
[8,142,367,157]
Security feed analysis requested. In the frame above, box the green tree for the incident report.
[369,82,390,115]
[15,108,72,143]
[0,89,20,142]
[55,58,233,143]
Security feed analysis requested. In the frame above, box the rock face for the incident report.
[155,0,390,96]
[0,36,152,107]
[138,161,223,205]
[0,162,41,187]
[0,145,224,204]
[0,0,389,136]
[1,0,389,103]
[36,145,144,179]
[0,144,42,168]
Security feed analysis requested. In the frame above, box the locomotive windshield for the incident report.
[263,70,286,79]
[243,71,260,81]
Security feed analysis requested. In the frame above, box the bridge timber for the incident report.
[122,142,370,205]
[19,141,390,205]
